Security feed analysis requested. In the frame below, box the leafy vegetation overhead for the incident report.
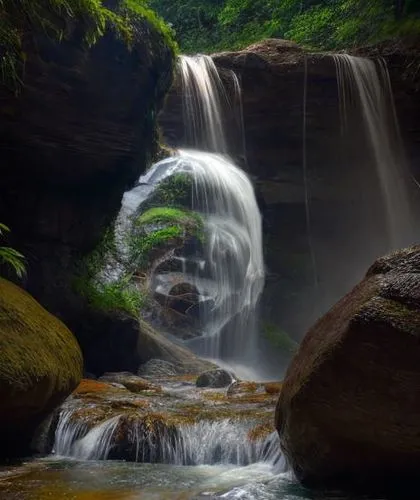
[0,0,177,91]
[149,0,420,53]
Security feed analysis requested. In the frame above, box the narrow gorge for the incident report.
[1,1,420,499]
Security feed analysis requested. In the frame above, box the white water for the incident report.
[53,410,283,470]
[333,54,416,249]
[179,55,229,153]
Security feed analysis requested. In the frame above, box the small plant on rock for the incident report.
[0,223,26,278]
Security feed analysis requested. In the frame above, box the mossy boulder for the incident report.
[276,246,420,493]
[0,278,83,458]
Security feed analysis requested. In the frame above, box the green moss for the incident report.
[73,227,147,318]
[128,206,204,269]
[0,0,177,91]
[137,207,200,227]
[0,278,83,400]
[142,173,194,211]
[76,275,147,317]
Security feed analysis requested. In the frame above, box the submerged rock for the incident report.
[196,369,236,388]
[276,246,420,493]
[98,372,160,393]
[0,278,83,458]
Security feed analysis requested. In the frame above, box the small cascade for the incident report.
[333,54,416,249]
[120,150,264,364]
[72,416,121,460]
[53,409,283,469]
[173,421,282,468]
[54,411,121,460]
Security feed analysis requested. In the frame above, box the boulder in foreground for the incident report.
[276,246,420,493]
[0,278,83,458]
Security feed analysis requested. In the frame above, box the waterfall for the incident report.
[333,54,416,249]
[179,55,229,153]
[117,55,264,372]
[120,150,264,364]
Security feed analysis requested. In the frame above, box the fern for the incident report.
[0,223,26,278]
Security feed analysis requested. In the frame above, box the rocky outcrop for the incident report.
[0,3,174,374]
[159,39,420,352]
[0,278,83,459]
[276,246,420,493]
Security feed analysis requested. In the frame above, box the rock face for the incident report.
[276,246,420,492]
[0,278,83,458]
[0,5,174,374]
[159,39,420,352]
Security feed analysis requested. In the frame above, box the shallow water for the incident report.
[0,458,292,500]
[0,458,387,500]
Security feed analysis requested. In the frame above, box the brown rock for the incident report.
[276,245,420,492]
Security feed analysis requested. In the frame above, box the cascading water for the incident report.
[333,54,416,249]
[53,408,282,469]
[120,150,264,366]
[119,55,265,374]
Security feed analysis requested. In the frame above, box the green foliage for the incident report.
[77,273,146,317]
[74,227,146,317]
[0,223,26,278]
[150,0,420,53]
[262,322,299,353]
[0,0,177,91]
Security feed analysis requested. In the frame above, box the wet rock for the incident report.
[0,278,83,459]
[276,245,420,493]
[98,372,159,393]
[108,413,179,462]
[196,369,236,388]
[138,359,178,378]
[137,320,216,375]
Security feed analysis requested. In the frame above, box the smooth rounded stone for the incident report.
[0,278,83,458]
[138,359,178,378]
[196,369,236,389]
[98,372,157,393]
[276,245,420,493]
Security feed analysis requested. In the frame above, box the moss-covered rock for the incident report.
[0,278,83,459]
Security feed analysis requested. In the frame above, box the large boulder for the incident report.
[276,246,420,493]
[0,278,83,458]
